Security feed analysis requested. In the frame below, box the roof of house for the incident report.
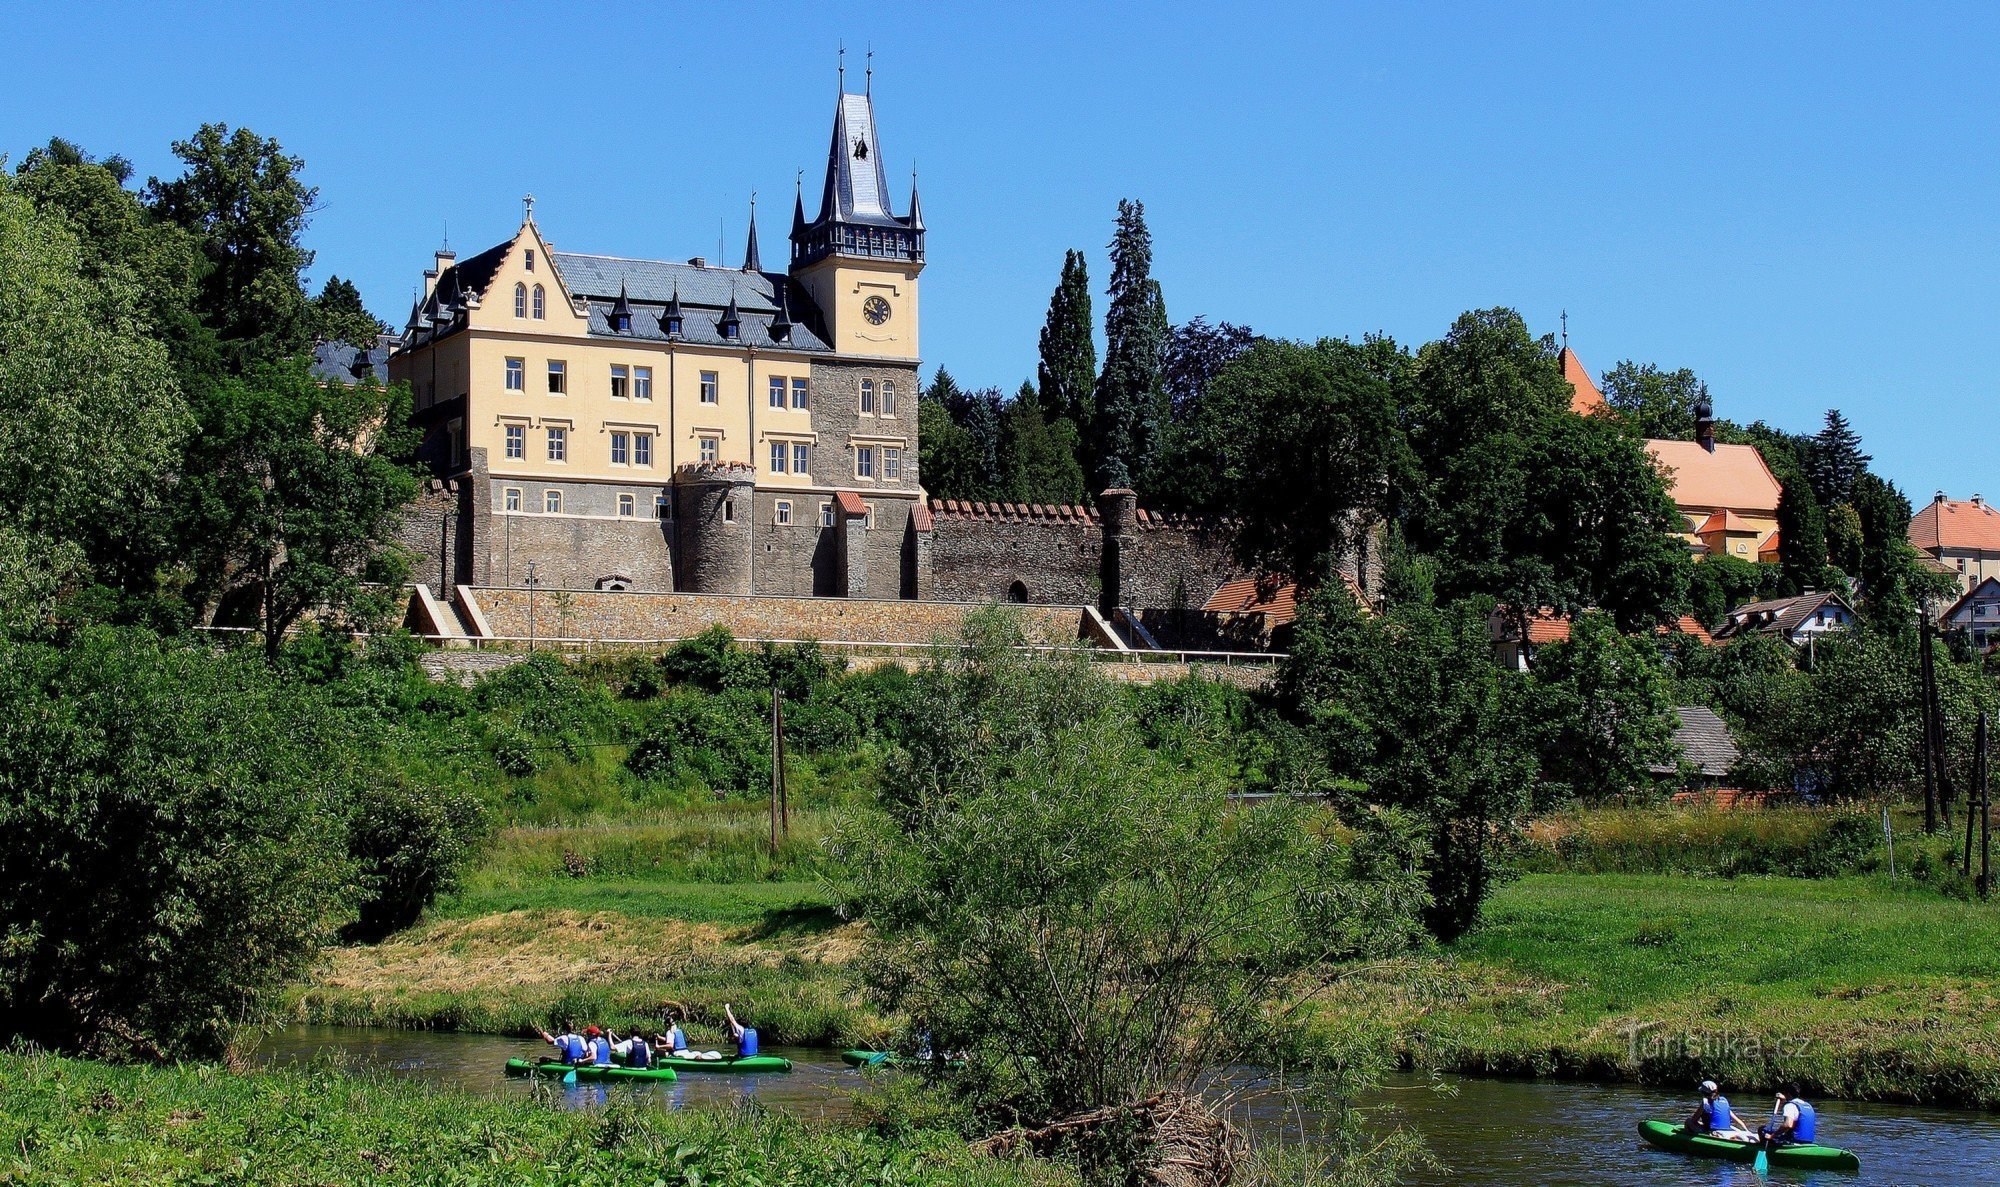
[1490,609,1716,647]
[1203,577,1301,626]
[1652,706,1742,778]
[1695,509,1758,535]
[309,338,392,385]
[1712,590,1853,640]
[1561,347,1607,416]
[1909,495,2000,554]
[1644,439,1784,515]
[1758,532,1783,558]
[1941,576,2000,623]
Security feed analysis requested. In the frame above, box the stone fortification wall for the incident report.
[469,586,1086,647]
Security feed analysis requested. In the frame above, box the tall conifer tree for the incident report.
[1092,200,1166,490]
[1807,409,1870,507]
[1036,250,1096,429]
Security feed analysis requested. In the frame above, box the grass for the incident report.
[1306,872,2000,1107]
[0,1052,1075,1186]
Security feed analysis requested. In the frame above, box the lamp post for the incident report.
[525,561,541,651]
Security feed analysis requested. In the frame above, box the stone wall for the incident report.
[468,586,1087,647]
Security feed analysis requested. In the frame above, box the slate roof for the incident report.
[1645,439,1784,516]
[551,253,831,352]
[1561,347,1607,416]
[1712,591,1854,641]
[1653,706,1741,778]
[309,338,392,385]
[817,93,902,228]
[1910,496,2000,553]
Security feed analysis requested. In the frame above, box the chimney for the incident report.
[434,247,457,278]
[1936,491,1949,504]
[1975,494,1987,508]
[688,257,706,269]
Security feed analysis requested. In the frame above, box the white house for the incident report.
[1712,590,1857,646]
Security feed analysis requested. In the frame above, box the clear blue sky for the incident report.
[7,3,1996,501]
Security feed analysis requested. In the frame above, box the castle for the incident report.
[389,75,1260,647]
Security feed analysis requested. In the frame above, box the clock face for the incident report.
[862,295,891,326]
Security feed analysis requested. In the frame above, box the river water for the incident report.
[254,1026,2000,1185]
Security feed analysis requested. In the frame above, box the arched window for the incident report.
[859,378,875,415]
[513,283,527,318]
[1007,580,1029,604]
[532,284,546,319]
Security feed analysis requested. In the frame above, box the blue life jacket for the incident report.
[738,1027,759,1056]
[1707,1096,1732,1129]
[666,1025,687,1053]
[591,1037,612,1066]
[628,1039,651,1068]
[560,1034,586,1063]
[1790,1099,1817,1143]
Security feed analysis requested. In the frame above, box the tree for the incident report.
[1601,361,1706,440]
[1848,473,1921,624]
[997,383,1086,504]
[916,370,984,500]
[0,177,189,620]
[1806,409,1870,508]
[1775,475,1831,594]
[146,123,318,372]
[1091,200,1166,491]
[1281,587,1535,940]
[178,361,420,658]
[1035,249,1096,431]
[1164,337,1403,584]
[1527,612,1680,804]
[1162,317,1256,422]
[0,628,360,1058]
[311,275,386,348]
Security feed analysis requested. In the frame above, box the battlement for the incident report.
[924,497,1217,531]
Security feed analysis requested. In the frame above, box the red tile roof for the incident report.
[1695,509,1757,535]
[1495,608,1716,647]
[1202,576,1300,627]
[834,490,867,516]
[1644,439,1783,515]
[1909,496,2000,554]
[1561,347,1607,416]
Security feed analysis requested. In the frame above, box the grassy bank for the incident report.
[0,1053,1071,1186]
[1308,873,2000,1108]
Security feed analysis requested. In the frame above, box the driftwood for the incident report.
[977,1090,1245,1187]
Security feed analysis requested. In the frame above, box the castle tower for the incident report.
[789,76,925,360]
[674,465,757,594]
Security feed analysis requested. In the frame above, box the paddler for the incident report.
[609,1030,652,1069]
[1758,1084,1818,1151]
[583,1025,613,1066]
[724,1002,759,1057]
[534,1024,589,1065]
[1684,1079,1747,1135]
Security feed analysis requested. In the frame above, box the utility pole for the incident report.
[524,561,541,651]
[769,680,789,855]
[1921,611,1939,833]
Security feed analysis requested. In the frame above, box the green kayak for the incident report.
[1638,1120,1860,1171]
[612,1050,793,1074]
[504,1058,677,1083]
[840,1049,964,1069]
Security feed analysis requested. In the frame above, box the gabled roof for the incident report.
[1910,496,2000,554]
[1202,576,1301,627]
[1941,576,2000,623]
[1695,509,1758,535]
[309,339,391,385]
[1560,347,1607,416]
[1645,439,1784,515]
[1653,706,1741,778]
[554,253,831,352]
[1712,590,1854,641]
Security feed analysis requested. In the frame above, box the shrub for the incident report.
[626,688,769,793]
[343,775,488,941]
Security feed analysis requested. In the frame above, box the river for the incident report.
[254,1026,2000,1185]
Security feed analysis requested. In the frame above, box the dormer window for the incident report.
[665,313,684,336]
[612,309,631,332]
[722,320,740,340]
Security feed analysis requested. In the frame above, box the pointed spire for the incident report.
[769,280,793,342]
[611,279,633,332]
[661,283,684,338]
[742,194,762,273]
[907,167,924,232]
[718,285,742,340]
[790,171,808,237]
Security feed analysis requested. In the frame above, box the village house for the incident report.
[1908,492,2000,595]
[1938,576,2000,651]
[1711,590,1856,645]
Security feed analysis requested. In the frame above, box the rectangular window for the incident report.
[722,498,735,524]
[525,249,535,271]
[863,503,875,530]
[859,379,875,415]
[881,380,898,417]
[547,360,566,394]
[769,376,787,408]
[792,443,809,474]
[618,493,635,517]
[655,494,671,520]
[856,444,876,479]
[770,441,787,473]
[885,446,902,480]
[610,431,629,465]
[504,487,521,511]
[610,364,629,399]
[546,426,567,462]
[699,436,718,464]
[775,499,793,525]
[700,371,718,404]
[505,357,525,391]
[504,424,525,460]
[792,377,809,410]
[634,366,652,400]
[633,433,652,467]
[544,489,562,513]
[820,502,835,528]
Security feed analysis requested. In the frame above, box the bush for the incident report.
[0,629,360,1059]
[626,688,769,794]
[343,776,487,941]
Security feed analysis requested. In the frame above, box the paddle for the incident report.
[1753,1094,1780,1175]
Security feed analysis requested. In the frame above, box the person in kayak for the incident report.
[609,1030,652,1069]
[1759,1085,1818,1150]
[659,1015,690,1057]
[724,1003,759,1057]
[534,1024,589,1065]
[1685,1079,1748,1135]
[583,1025,614,1066]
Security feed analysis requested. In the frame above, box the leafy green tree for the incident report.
[1686,553,1777,627]
[1091,200,1166,491]
[997,383,1086,504]
[1825,501,1865,576]
[1848,473,1926,625]
[146,123,318,372]
[1526,612,1680,804]
[1806,409,1870,508]
[1035,249,1096,431]
[0,628,360,1058]
[1601,360,1706,440]
[1163,337,1403,583]
[917,373,979,500]
[179,361,420,658]
[311,275,386,348]
[0,177,188,623]
[1162,316,1256,421]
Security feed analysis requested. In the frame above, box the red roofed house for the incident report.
[1909,492,2000,595]
[1489,608,1715,671]
[1197,573,1369,650]
[1560,346,1783,562]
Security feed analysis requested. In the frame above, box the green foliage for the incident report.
[1775,476,1833,594]
[310,274,386,348]
[1519,808,1887,877]
[626,689,770,794]
[1037,248,1097,431]
[917,368,990,501]
[1686,553,1778,628]
[997,386,1088,504]
[1525,612,1680,805]
[1092,199,1167,491]
[1601,360,1706,440]
[343,776,487,942]
[0,629,358,1059]
[1807,408,1870,507]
